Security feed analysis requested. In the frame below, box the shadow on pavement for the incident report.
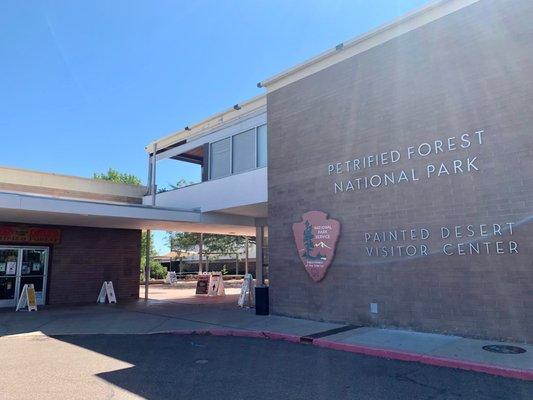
[53,334,533,400]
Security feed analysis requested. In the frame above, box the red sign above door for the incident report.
[0,227,61,244]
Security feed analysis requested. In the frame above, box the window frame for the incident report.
[208,137,232,180]
[256,124,267,168]
[208,123,267,181]
[231,127,257,175]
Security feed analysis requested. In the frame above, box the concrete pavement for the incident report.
[0,288,531,381]
[1,334,531,400]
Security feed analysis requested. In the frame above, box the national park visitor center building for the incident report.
[1,0,531,343]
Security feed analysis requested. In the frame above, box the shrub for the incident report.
[140,260,167,280]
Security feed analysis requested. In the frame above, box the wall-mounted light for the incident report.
[233,104,241,110]
[185,126,191,131]
[335,43,344,51]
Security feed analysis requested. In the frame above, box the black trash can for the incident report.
[255,286,269,315]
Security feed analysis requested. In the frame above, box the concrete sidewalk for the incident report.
[0,299,531,381]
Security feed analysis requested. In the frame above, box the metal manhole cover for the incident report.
[482,345,526,354]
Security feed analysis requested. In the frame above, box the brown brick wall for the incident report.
[0,223,141,305]
[267,0,533,342]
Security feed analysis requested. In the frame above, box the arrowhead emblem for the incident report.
[292,211,341,282]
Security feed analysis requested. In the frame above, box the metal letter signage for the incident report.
[292,211,341,282]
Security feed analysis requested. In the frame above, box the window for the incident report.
[257,124,267,168]
[208,123,267,180]
[210,138,231,179]
[232,128,255,173]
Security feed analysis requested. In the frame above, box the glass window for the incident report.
[22,249,46,275]
[257,124,267,168]
[232,128,255,174]
[0,249,18,277]
[210,138,231,179]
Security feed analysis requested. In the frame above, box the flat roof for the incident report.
[0,165,147,204]
[259,0,480,92]
[0,191,257,235]
[146,94,266,154]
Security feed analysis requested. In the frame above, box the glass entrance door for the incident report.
[0,246,49,308]
[0,248,19,307]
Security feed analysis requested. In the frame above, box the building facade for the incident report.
[0,223,140,307]
[263,0,533,342]
[0,167,147,307]
[1,0,530,342]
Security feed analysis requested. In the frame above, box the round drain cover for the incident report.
[482,345,526,354]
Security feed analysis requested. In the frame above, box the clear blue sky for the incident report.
[1,0,427,252]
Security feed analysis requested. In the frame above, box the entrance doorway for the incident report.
[0,246,49,308]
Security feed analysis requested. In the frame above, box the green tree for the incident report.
[140,231,166,280]
[93,168,142,186]
[168,232,246,256]
[157,179,195,193]
[203,234,245,254]
[168,232,199,255]
[171,179,194,189]
[141,231,157,260]
[140,259,167,280]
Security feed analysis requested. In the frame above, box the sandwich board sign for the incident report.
[238,274,255,308]
[97,281,117,304]
[165,271,178,285]
[16,284,38,312]
[195,274,210,295]
[208,272,225,296]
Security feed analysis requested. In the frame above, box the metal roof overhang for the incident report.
[0,192,257,236]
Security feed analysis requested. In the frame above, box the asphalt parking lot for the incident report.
[0,333,531,400]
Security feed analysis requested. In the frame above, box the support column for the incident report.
[245,237,249,276]
[144,230,151,300]
[150,143,157,206]
[146,156,152,196]
[235,253,239,276]
[255,226,263,285]
[198,233,203,274]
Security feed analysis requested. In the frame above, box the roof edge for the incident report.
[259,0,480,91]
[146,93,266,154]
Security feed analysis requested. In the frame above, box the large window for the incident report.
[209,138,231,179]
[209,124,267,180]
[232,128,255,173]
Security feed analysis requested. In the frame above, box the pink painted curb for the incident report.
[313,338,533,381]
[262,330,302,343]
[158,329,532,381]
[165,328,301,343]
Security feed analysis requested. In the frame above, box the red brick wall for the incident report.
[0,223,141,305]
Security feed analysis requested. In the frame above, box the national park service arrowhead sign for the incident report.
[292,211,341,282]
